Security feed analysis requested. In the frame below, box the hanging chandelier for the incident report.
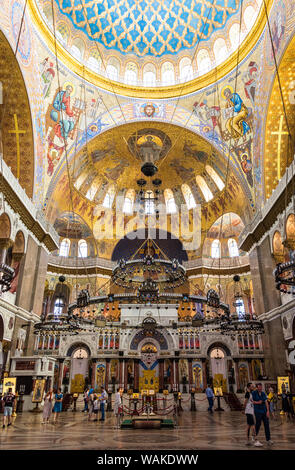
[274,251,295,293]
[219,313,264,335]
[0,263,15,295]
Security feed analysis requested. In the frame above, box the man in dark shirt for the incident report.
[2,388,15,428]
[251,383,273,446]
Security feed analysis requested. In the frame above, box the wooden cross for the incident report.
[8,114,26,180]
[271,115,289,180]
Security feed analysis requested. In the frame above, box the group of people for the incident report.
[83,387,123,427]
[244,382,274,447]
[82,387,108,421]
[42,387,63,424]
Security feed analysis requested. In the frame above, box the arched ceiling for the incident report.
[0,31,34,197]
[264,33,295,200]
[53,0,243,57]
[30,0,270,97]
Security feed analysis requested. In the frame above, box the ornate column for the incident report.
[233,359,240,392]
[158,359,164,392]
[105,359,110,390]
[175,359,180,391]
[201,358,207,389]
[247,359,253,380]
[124,360,128,392]
[91,359,97,388]
[134,359,139,392]
[119,358,123,388]
[170,359,175,390]
[188,359,193,391]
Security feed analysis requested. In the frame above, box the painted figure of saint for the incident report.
[240,152,253,187]
[222,87,250,141]
[50,84,75,141]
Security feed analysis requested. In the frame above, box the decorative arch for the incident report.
[0,31,34,196]
[0,213,11,239]
[264,32,295,199]
[0,315,4,341]
[12,230,25,254]
[130,329,169,351]
[66,342,91,357]
[207,341,231,357]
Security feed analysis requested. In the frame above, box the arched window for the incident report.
[164,189,177,214]
[56,23,69,44]
[106,58,120,80]
[196,175,213,202]
[70,44,82,60]
[123,189,135,214]
[78,239,88,258]
[211,239,220,258]
[197,49,211,74]
[179,58,193,82]
[236,297,246,319]
[205,165,225,191]
[213,38,228,65]
[228,238,239,257]
[74,172,88,191]
[124,63,138,85]
[85,182,99,201]
[229,23,241,49]
[244,5,256,30]
[143,63,157,86]
[59,238,70,257]
[103,186,116,208]
[181,184,196,209]
[106,64,118,80]
[161,62,175,85]
[145,191,155,215]
[87,55,101,73]
[54,298,64,319]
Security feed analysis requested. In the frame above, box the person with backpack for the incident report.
[2,388,15,428]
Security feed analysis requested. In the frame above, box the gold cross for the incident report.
[271,115,289,180]
[8,114,26,180]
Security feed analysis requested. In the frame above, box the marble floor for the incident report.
[0,410,295,450]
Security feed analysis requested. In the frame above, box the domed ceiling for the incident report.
[54,0,242,57]
[46,122,251,260]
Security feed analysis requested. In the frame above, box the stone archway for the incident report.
[66,342,91,393]
[207,342,232,393]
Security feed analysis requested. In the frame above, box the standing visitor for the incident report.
[88,389,95,421]
[205,384,214,414]
[52,388,63,424]
[114,388,122,428]
[42,388,53,424]
[92,394,99,422]
[267,387,276,420]
[281,388,292,420]
[82,388,89,412]
[99,386,108,421]
[252,383,273,446]
[243,383,262,446]
[2,388,15,429]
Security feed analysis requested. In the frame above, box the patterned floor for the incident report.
[1,410,294,450]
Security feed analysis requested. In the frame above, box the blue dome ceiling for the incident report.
[55,0,242,57]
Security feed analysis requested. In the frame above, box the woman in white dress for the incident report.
[42,388,53,424]
[114,388,122,428]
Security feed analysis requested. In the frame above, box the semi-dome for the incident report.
[36,0,262,87]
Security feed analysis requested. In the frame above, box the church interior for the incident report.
[1,0,295,451]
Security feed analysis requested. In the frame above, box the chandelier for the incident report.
[274,251,295,294]
[0,263,14,295]
[219,313,264,335]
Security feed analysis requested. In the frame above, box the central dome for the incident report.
[55,0,242,57]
